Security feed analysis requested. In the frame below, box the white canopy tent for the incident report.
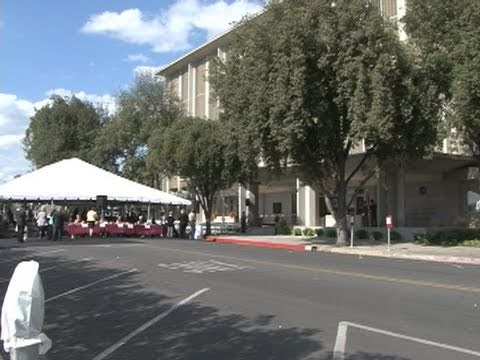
[0,158,191,205]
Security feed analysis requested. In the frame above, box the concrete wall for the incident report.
[259,191,294,225]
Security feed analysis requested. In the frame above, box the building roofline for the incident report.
[157,8,266,77]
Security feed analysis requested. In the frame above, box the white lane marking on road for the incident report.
[332,322,348,360]
[45,268,137,303]
[332,321,480,359]
[91,287,210,360]
[158,259,254,274]
[40,257,94,273]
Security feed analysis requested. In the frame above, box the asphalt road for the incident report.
[0,238,479,360]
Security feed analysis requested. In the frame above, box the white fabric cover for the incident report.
[1,261,52,354]
[0,158,190,205]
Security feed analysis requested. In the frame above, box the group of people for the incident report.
[2,203,201,242]
[5,204,68,243]
[71,207,198,239]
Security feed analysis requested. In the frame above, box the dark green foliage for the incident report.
[390,230,402,242]
[302,227,316,237]
[326,228,337,238]
[147,117,235,235]
[94,74,181,185]
[405,0,480,158]
[278,225,292,235]
[24,95,106,167]
[355,229,369,240]
[316,228,324,237]
[370,231,383,241]
[292,228,303,236]
[211,0,440,246]
[413,232,428,244]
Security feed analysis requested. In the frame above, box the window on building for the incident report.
[273,202,282,214]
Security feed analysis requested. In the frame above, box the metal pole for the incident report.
[387,227,391,251]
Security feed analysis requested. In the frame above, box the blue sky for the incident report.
[0,0,263,182]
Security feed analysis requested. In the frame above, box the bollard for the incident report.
[10,344,39,360]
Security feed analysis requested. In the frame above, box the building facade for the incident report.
[158,0,479,230]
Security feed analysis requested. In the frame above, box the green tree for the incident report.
[404,0,480,157]
[148,117,235,235]
[94,73,182,185]
[24,95,106,167]
[211,0,439,245]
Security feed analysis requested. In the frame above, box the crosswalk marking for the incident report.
[158,259,254,274]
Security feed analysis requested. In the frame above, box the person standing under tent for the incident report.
[35,206,48,240]
[86,207,97,237]
[14,205,27,243]
[188,209,196,240]
[51,207,62,241]
[179,209,188,238]
[166,211,175,238]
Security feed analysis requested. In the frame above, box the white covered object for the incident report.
[1,261,52,354]
[0,158,191,205]
[194,224,203,240]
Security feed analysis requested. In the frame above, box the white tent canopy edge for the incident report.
[0,158,191,206]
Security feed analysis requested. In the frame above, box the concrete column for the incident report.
[304,185,317,227]
[396,0,407,41]
[178,73,182,98]
[376,173,386,226]
[205,61,210,118]
[238,185,246,220]
[247,183,259,226]
[191,65,197,116]
[296,178,305,226]
[187,64,192,115]
[396,164,406,226]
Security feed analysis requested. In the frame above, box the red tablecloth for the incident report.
[66,223,165,237]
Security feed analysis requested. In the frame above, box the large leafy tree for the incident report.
[404,0,480,156]
[211,0,439,245]
[94,73,182,186]
[148,117,236,235]
[24,95,107,167]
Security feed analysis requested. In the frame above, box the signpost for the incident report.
[386,215,393,251]
[350,215,355,248]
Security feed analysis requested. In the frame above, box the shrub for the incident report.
[302,227,316,237]
[355,229,368,240]
[278,225,292,235]
[428,228,480,246]
[370,231,383,241]
[413,232,428,244]
[292,228,303,236]
[326,228,337,238]
[316,228,324,237]
[390,230,402,242]
[461,239,480,247]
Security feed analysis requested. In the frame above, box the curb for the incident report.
[205,237,480,266]
[205,237,306,251]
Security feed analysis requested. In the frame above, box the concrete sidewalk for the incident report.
[205,234,480,266]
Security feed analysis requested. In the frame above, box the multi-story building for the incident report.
[158,0,479,230]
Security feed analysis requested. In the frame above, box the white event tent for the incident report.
[0,158,191,205]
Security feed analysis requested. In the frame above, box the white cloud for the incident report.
[133,65,162,77]
[81,0,263,53]
[45,88,117,114]
[0,90,115,182]
[124,53,150,63]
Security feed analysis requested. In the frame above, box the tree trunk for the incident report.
[204,197,213,236]
[335,179,348,246]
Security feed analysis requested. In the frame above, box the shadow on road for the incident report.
[1,256,324,360]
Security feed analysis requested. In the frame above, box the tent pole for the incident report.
[147,203,151,220]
